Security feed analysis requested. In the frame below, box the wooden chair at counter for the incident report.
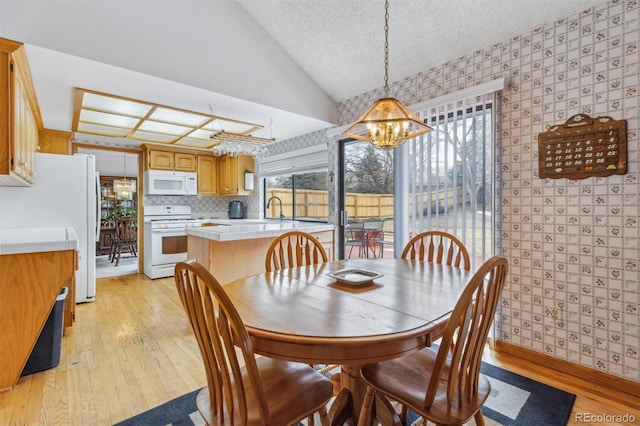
[401,230,471,270]
[265,231,328,272]
[110,217,138,266]
[357,255,509,426]
[174,260,333,425]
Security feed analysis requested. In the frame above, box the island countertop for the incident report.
[187,220,335,284]
[186,220,334,242]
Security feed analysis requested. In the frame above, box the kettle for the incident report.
[228,200,246,219]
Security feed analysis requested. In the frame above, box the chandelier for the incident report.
[343,0,432,148]
[114,154,135,200]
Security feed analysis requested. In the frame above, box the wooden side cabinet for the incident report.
[0,249,76,391]
[219,155,254,195]
[197,154,218,195]
[0,37,42,186]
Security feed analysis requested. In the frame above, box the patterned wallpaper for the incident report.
[271,0,639,381]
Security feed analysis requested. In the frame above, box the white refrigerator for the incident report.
[0,153,98,303]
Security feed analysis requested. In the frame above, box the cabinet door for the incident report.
[12,66,37,183]
[174,152,196,172]
[197,155,218,195]
[148,150,174,170]
[218,155,238,194]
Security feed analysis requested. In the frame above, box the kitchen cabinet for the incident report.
[39,129,72,154]
[145,147,196,172]
[0,226,77,391]
[197,154,218,195]
[219,154,254,195]
[0,37,42,186]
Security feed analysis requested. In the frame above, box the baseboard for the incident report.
[494,341,639,399]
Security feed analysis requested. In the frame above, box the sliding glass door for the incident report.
[406,93,496,268]
[339,139,395,259]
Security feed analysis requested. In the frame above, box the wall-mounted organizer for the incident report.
[537,114,627,180]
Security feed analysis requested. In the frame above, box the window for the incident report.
[264,171,328,221]
[406,92,496,268]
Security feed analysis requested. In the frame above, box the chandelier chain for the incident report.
[383,0,390,97]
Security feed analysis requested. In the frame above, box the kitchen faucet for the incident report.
[266,196,285,221]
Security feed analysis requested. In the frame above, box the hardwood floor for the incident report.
[1,273,638,425]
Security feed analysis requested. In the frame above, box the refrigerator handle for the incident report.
[95,172,101,242]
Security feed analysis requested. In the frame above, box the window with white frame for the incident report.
[260,144,329,222]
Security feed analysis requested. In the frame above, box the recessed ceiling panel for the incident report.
[149,107,211,127]
[77,122,130,137]
[137,120,191,136]
[74,89,276,149]
[79,109,140,128]
[82,92,151,117]
[131,130,179,143]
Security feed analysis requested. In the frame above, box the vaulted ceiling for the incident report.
[0,0,606,147]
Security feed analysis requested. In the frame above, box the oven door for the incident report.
[150,228,188,265]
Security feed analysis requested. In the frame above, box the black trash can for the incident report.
[21,287,68,376]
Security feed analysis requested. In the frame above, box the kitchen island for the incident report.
[187,220,334,284]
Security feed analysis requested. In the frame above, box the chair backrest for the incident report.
[363,218,385,241]
[424,255,508,409]
[401,231,470,270]
[174,260,271,424]
[265,231,328,272]
[116,217,137,242]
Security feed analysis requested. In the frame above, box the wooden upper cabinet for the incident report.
[219,154,254,195]
[0,37,42,186]
[174,152,196,172]
[197,155,218,195]
[147,149,174,170]
[40,129,72,154]
[144,146,197,172]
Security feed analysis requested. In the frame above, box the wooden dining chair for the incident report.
[401,230,471,270]
[265,231,328,272]
[110,217,137,266]
[174,260,333,426]
[357,255,509,426]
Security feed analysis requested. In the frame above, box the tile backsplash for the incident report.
[144,194,259,218]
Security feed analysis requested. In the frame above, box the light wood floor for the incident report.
[1,273,638,425]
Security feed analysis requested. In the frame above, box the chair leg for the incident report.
[318,405,331,426]
[356,387,375,426]
[474,409,486,426]
[115,245,122,266]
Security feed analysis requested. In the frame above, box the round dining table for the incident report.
[223,258,474,424]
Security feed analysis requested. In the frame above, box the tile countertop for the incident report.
[187,220,335,242]
[0,227,79,255]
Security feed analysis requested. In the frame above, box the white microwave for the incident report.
[144,170,197,195]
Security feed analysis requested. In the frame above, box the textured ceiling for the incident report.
[1,0,607,145]
[236,0,607,101]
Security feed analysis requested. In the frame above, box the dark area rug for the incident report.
[114,362,576,426]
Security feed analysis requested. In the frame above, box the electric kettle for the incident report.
[228,200,246,219]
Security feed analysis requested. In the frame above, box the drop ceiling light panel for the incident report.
[73,89,273,149]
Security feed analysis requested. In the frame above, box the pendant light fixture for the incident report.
[343,0,432,148]
[114,153,134,201]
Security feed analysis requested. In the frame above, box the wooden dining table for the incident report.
[223,258,474,424]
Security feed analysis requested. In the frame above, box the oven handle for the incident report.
[151,229,188,235]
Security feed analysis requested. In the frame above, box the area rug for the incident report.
[114,362,576,426]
